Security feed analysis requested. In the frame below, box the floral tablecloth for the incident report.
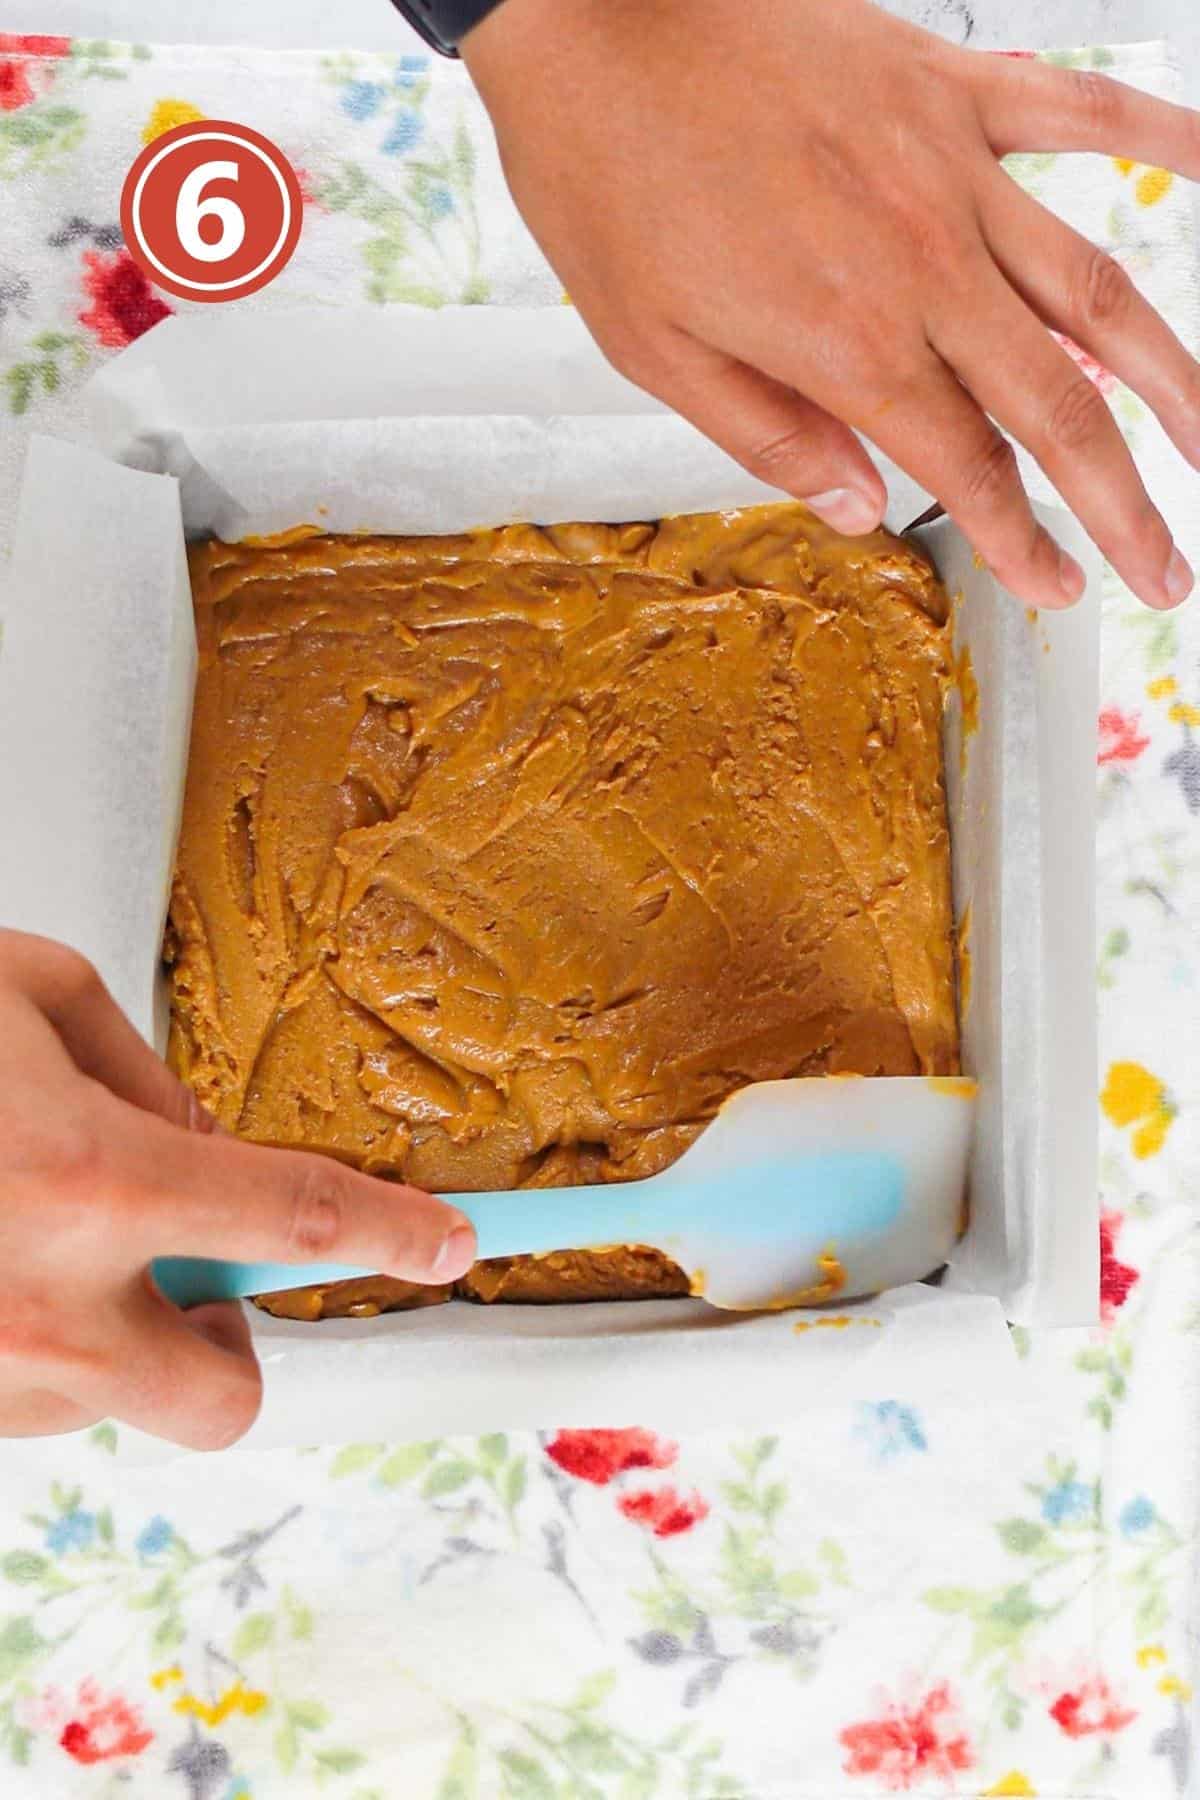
[0,27,1198,1800]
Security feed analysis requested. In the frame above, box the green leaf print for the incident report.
[283,1585,315,1640]
[0,97,87,177]
[504,1458,528,1510]
[315,1746,368,1774]
[276,1717,299,1774]
[376,1442,435,1486]
[88,1421,118,1454]
[816,1539,851,1586]
[330,1443,385,1479]
[1,1553,48,1586]
[289,1698,331,1731]
[572,1671,616,1711]
[4,330,90,416]
[923,1586,982,1615]
[0,1617,43,1683]
[996,1518,1048,1555]
[436,1722,480,1800]
[452,118,476,186]
[498,1748,556,1799]
[233,1611,275,1657]
[423,1459,475,1499]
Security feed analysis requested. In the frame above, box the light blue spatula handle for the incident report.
[152,1183,635,1308]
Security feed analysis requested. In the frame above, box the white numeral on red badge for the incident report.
[121,121,302,303]
[175,160,246,264]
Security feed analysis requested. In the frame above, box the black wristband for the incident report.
[389,0,507,57]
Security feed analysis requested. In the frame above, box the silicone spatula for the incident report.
[152,1075,975,1313]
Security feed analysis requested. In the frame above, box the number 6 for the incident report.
[176,160,245,264]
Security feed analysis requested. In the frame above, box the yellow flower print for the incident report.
[1169,701,1200,727]
[142,98,205,145]
[149,1664,183,1691]
[984,1775,1037,1798]
[1101,1061,1177,1159]
[1135,167,1173,206]
[1159,1674,1193,1701]
[1146,676,1177,701]
[173,1680,269,1728]
[1111,157,1174,206]
[1137,1644,1168,1668]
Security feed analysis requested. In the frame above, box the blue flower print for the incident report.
[428,186,454,220]
[45,1509,96,1555]
[857,1401,927,1463]
[341,80,386,121]
[382,111,425,157]
[136,1514,174,1559]
[1041,1479,1093,1526]
[1118,1494,1156,1537]
[397,54,429,74]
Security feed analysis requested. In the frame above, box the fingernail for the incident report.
[431,1223,476,1281]
[1165,545,1194,606]
[803,488,880,535]
[1057,547,1086,604]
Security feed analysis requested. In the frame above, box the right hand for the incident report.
[464,0,1200,611]
[0,930,477,1450]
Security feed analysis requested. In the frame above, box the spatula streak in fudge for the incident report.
[154,1075,975,1313]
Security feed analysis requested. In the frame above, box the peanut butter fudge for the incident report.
[165,504,958,1317]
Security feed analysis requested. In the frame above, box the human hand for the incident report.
[463,0,1200,610]
[0,931,476,1448]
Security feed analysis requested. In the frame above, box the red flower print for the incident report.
[841,1682,973,1791]
[617,1485,710,1538]
[1098,707,1150,765]
[545,1427,677,1486]
[1049,1673,1137,1738]
[0,34,71,55]
[58,1681,153,1764]
[0,58,34,110]
[1051,331,1117,394]
[1100,1209,1139,1323]
[291,162,328,213]
[79,249,172,349]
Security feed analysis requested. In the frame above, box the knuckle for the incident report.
[30,1110,107,1191]
[1043,375,1110,456]
[1065,69,1121,136]
[902,209,971,276]
[0,1312,58,1368]
[285,1163,347,1260]
[744,423,819,484]
[957,433,1020,510]
[1075,248,1132,332]
[0,1312,107,1388]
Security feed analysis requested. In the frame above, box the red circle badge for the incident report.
[120,120,302,303]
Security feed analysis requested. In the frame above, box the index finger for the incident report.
[972,55,1200,172]
[113,1105,477,1286]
